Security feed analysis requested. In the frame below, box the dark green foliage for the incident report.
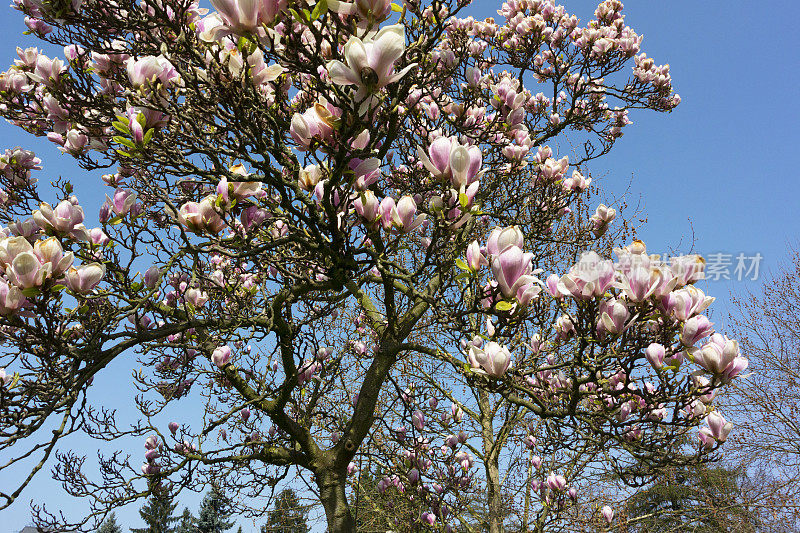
[261,489,309,533]
[130,488,179,533]
[175,507,196,533]
[196,485,235,533]
[98,513,123,533]
[625,463,759,532]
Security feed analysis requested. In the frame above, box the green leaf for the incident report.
[113,136,136,149]
[495,300,514,311]
[51,284,66,292]
[21,287,41,297]
[459,192,469,210]
[115,149,132,158]
[112,120,130,134]
[391,2,404,12]
[455,258,471,271]
[142,128,154,146]
[115,114,130,126]
[108,215,124,225]
[310,0,328,20]
[130,282,142,292]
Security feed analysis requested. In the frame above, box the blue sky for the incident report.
[1,1,799,531]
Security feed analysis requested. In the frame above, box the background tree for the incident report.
[196,485,235,533]
[721,248,800,530]
[175,507,196,533]
[98,513,123,533]
[130,488,179,533]
[261,488,309,533]
[623,462,758,533]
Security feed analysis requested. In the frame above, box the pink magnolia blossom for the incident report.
[598,298,630,335]
[601,505,614,524]
[680,315,714,347]
[700,411,732,447]
[645,343,665,370]
[486,226,524,257]
[64,263,105,294]
[208,0,285,37]
[326,25,416,104]
[465,240,488,271]
[417,136,482,188]
[0,279,26,315]
[33,200,88,239]
[106,188,137,217]
[177,197,226,234]
[557,251,615,299]
[491,245,535,299]
[468,342,512,378]
[379,196,426,233]
[212,345,232,367]
[694,334,747,380]
[590,204,616,237]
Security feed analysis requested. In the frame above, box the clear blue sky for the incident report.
[1,1,798,531]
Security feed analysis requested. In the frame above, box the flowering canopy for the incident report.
[0,0,741,531]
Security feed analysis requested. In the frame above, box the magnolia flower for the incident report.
[0,280,25,315]
[290,105,335,150]
[126,55,181,90]
[178,197,226,234]
[662,285,715,321]
[412,410,425,431]
[694,334,747,380]
[546,472,567,492]
[326,24,416,103]
[354,191,380,223]
[469,342,512,378]
[106,188,137,217]
[492,244,536,299]
[144,266,161,289]
[217,164,262,203]
[0,367,13,387]
[417,136,482,188]
[645,343,665,370]
[699,411,732,448]
[601,505,614,524]
[212,345,232,367]
[64,263,105,294]
[379,196,426,233]
[465,240,488,271]
[209,0,285,37]
[33,200,87,239]
[0,236,73,289]
[680,315,714,347]
[557,251,615,299]
[327,0,391,22]
[486,226,523,256]
[590,204,616,237]
[598,298,629,335]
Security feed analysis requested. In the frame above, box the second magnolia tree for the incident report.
[0,0,746,531]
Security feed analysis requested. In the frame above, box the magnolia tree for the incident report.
[0,0,749,531]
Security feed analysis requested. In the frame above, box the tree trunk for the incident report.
[318,470,355,532]
[486,458,504,533]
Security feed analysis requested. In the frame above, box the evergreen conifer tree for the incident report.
[261,489,308,533]
[130,488,179,533]
[196,485,235,533]
[98,513,123,533]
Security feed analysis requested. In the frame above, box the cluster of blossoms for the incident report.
[0,193,106,314]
